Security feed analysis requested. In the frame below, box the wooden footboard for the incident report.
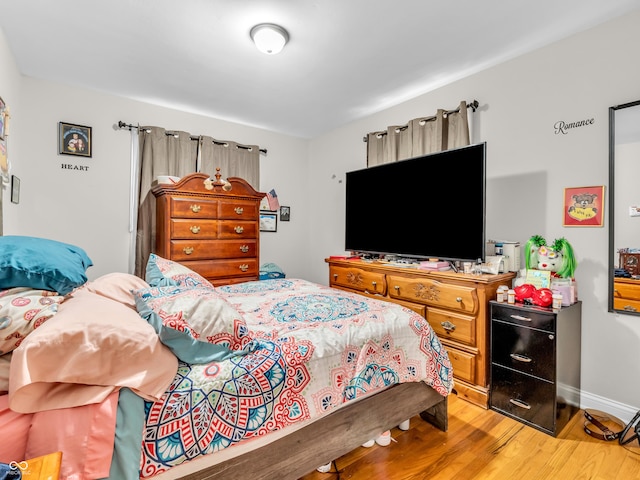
[176,382,447,480]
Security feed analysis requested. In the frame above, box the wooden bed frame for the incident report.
[173,381,447,479]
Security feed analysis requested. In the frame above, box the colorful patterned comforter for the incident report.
[140,279,452,477]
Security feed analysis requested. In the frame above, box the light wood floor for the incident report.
[299,392,640,480]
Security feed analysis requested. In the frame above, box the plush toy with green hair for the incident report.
[525,235,577,278]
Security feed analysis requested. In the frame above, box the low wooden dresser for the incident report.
[325,258,515,408]
[152,172,265,286]
[489,301,582,436]
[613,277,640,313]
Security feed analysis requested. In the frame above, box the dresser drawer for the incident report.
[613,280,640,299]
[491,303,555,333]
[218,220,258,239]
[329,266,387,296]
[170,219,218,239]
[427,307,476,347]
[446,347,476,384]
[169,240,256,261]
[219,200,260,220]
[613,297,640,313]
[208,240,257,259]
[387,275,478,314]
[490,365,555,433]
[491,320,555,381]
[181,258,259,279]
[170,197,218,218]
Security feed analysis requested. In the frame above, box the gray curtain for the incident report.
[134,127,198,277]
[411,109,445,155]
[366,100,471,166]
[387,124,413,162]
[199,138,260,189]
[443,101,471,149]
[133,127,261,278]
[365,130,389,167]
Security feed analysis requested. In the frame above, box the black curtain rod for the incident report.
[117,121,267,155]
[362,99,479,142]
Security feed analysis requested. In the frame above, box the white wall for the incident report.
[1,12,639,419]
[0,28,22,230]
[307,12,640,417]
[0,69,310,280]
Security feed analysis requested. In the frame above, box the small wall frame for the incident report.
[58,122,92,157]
[10,175,20,204]
[563,185,605,227]
[260,211,277,232]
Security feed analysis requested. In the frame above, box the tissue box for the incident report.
[551,284,575,306]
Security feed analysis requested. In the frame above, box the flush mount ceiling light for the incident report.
[250,23,289,55]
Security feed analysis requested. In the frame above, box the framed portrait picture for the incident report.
[563,185,605,227]
[58,122,92,157]
[10,175,20,204]
[0,96,6,140]
[260,211,277,232]
[280,206,290,221]
[0,140,7,182]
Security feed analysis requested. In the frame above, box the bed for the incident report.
[0,236,453,479]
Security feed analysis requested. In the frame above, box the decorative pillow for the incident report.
[0,288,65,355]
[0,236,93,295]
[84,272,150,310]
[133,285,253,364]
[9,289,178,413]
[145,253,213,289]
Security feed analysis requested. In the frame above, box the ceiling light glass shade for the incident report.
[250,23,289,55]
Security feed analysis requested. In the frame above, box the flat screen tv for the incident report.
[345,142,486,263]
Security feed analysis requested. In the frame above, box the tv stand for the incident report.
[326,258,516,408]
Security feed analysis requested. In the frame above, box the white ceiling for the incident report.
[1,0,639,138]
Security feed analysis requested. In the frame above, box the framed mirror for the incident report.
[609,99,640,315]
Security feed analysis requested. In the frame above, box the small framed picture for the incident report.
[260,211,278,232]
[563,185,605,227]
[0,96,6,140]
[10,175,20,204]
[280,206,290,221]
[58,122,92,157]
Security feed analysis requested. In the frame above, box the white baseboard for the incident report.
[579,389,639,424]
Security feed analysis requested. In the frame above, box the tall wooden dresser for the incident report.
[326,258,516,408]
[152,172,265,286]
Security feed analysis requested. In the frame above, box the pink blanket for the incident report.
[0,392,118,479]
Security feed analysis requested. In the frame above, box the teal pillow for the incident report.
[0,236,93,295]
[133,285,253,364]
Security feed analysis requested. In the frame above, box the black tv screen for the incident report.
[345,142,486,262]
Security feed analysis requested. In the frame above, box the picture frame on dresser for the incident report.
[260,211,277,232]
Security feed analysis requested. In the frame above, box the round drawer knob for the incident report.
[183,246,194,255]
[190,204,201,213]
[190,226,201,234]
